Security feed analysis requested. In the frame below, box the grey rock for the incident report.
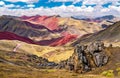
[58,41,109,73]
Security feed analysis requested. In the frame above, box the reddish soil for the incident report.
[0,32,35,44]
[21,15,59,30]
[0,31,77,46]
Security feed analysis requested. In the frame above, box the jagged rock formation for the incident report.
[57,41,109,73]
[87,41,109,67]
[66,44,91,73]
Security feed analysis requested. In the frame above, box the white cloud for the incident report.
[101,8,110,12]
[83,0,119,5]
[0,1,5,5]
[73,0,82,4]
[109,5,120,12]
[0,4,106,17]
[49,0,73,2]
[49,0,82,4]
[4,4,15,8]
[49,0,120,8]
[0,0,120,17]
[27,4,35,8]
[4,0,39,3]
[0,5,92,17]
[113,1,120,6]
[49,0,120,5]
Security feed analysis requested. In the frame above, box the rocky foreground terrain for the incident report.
[0,41,120,78]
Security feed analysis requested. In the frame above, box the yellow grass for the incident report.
[58,17,102,35]
[0,63,109,78]
[0,40,74,62]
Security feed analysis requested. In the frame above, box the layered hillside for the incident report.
[0,32,35,44]
[0,15,51,40]
[21,15,102,37]
[57,17,102,37]
[21,15,59,30]
[0,15,77,46]
[0,15,103,46]
[73,21,120,47]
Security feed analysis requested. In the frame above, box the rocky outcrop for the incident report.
[57,41,109,73]
[87,41,109,67]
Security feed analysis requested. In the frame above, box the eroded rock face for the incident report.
[87,41,109,67]
[58,41,109,73]
[67,44,91,73]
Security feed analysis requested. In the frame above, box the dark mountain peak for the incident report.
[1,15,18,19]
[71,15,88,20]
[95,15,115,20]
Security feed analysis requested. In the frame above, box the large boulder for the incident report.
[58,41,109,73]
[70,44,91,73]
[87,41,109,67]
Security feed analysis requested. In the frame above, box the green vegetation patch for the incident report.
[101,70,114,77]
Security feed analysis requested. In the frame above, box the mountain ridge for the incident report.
[0,15,103,46]
[72,21,120,47]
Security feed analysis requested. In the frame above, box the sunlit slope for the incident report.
[0,15,103,46]
[72,21,120,47]
[58,17,102,37]
[0,40,73,62]
[21,15,103,37]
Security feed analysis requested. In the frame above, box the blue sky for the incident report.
[0,0,120,17]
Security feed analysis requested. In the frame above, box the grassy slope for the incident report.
[0,40,73,63]
[73,21,120,47]
[0,63,108,78]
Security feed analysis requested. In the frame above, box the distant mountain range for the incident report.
[72,15,120,29]
[0,15,104,46]
[0,15,120,47]
[71,15,116,21]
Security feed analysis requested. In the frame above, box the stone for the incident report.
[57,41,109,73]
[87,41,109,67]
